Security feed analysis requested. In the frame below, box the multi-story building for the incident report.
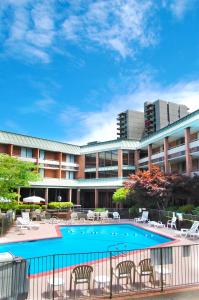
[0,108,199,208]
[117,110,144,140]
[144,99,189,136]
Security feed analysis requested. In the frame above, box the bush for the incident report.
[94,208,106,212]
[0,202,41,212]
[177,204,194,214]
[48,202,73,209]
[192,206,199,216]
[129,206,139,218]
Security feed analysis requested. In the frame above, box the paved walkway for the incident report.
[140,289,199,300]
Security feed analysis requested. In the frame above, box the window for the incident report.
[85,172,96,179]
[98,170,118,178]
[99,151,118,167]
[21,147,33,158]
[122,150,134,166]
[39,150,45,159]
[85,153,96,168]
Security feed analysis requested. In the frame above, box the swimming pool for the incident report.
[0,224,172,274]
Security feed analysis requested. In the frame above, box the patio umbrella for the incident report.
[0,197,11,203]
[23,196,45,204]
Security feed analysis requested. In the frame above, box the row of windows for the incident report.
[85,169,135,179]
[85,150,134,168]
[20,148,75,162]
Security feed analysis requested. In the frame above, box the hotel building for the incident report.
[0,109,199,208]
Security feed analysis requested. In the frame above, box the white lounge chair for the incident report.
[21,212,31,222]
[177,221,199,238]
[113,212,120,221]
[167,216,177,229]
[16,217,39,230]
[135,211,149,223]
[148,221,165,228]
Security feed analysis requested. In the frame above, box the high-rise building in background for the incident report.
[144,100,189,136]
[117,110,145,140]
[117,100,189,140]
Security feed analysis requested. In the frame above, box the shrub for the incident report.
[0,202,41,212]
[192,206,199,216]
[48,202,73,209]
[129,206,139,218]
[177,204,194,214]
[94,208,106,212]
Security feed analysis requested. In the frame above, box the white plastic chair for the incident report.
[135,211,149,223]
[113,212,120,221]
[179,221,199,238]
[167,216,176,229]
[87,211,95,221]
[16,217,39,229]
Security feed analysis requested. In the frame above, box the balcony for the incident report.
[18,157,37,163]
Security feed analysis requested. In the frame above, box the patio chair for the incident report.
[70,265,93,296]
[99,211,109,222]
[86,211,95,221]
[167,216,176,229]
[177,221,199,238]
[136,258,155,286]
[16,217,40,229]
[71,212,78,221]
[113,260,136,286]
[134,211,149,223]
[113,212,120,221]
[21,212,31,222]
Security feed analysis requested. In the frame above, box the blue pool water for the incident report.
[0,224,172,274]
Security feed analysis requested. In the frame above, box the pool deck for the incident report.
[0,219,198,246]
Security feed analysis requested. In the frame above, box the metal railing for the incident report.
[1,243,199,299]
[0,210,14,236]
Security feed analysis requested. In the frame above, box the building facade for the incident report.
[117,110,144,140]
[0,108,199,208]
[144,99,189,136]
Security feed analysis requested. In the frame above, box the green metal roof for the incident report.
[80,139,139,154]
[0,130,80,154]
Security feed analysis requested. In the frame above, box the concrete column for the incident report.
[185,127,192,175]
[118,149,123,177]
[134,150,140,170]
[45,188,49,205]
[95,189,99,208]
[148,144,152,172]
[59,152,62,179]
[77,189,80,205]
[96,152,99,178]
[164,137,169,173]
[69,189,72,202]
[8,144,13,156]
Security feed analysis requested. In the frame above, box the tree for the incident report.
[0,154,40,201]
[112,188,129,203]
[124,166,169,209]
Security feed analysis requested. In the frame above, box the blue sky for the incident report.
[0,0,199,144]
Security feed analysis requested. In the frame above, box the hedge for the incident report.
[48,202,73,209]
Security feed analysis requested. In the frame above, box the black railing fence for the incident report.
[0,210,14,236]
[1,243,199,300]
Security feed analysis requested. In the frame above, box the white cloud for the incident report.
[164,0,196,19]
[65,78,199,145]
[62,0,156,58]
[0,0,157,62]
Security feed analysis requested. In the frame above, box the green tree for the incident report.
[0,154,40,201]
[112,188,129,203]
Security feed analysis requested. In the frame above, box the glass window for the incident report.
[21,147,33,158]
[112,150,118,166]
[39,150,45,159]
[99,152,105,167]
[99,151,118,167]
[123,151,129,165]
[99,170,118,178]
[85,153,96,168]
[85,172,96,179]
